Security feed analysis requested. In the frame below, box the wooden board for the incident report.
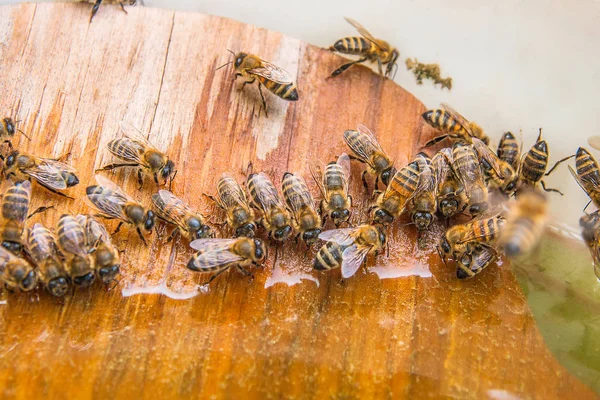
[0,3,595,399]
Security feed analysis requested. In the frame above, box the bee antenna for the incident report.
[226,49,235,56]
[17,129,31,141]
[216,61,232,71]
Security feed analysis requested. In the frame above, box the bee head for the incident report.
[234,53,247,69]
[302,229,321,246]
[98,264,120,284]
[161,160,176,181]
[253,239,266,263]
[61,172,79,188]
[144,210,155,231]
[440,238,452,255]
[273,225,292,241]
[386,49,400,78]
[20,269,37,291]
[236,223,256,238]
[48,276,69,297]
[2,241,22,254]
[194,224,214,240]
[3,118,15,136]
[380,167,395,186]
[4,150,18,168]
[73,272,95,288]
[412,211,433,231]
[468,202,488,216]
[331,209,350,226]
[373,208,393,225]
[440,198,459,218]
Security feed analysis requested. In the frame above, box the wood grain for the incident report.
[0,3,595,399]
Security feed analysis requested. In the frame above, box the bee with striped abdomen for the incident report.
[85,175,155,245]
[497,132,521,171]
[409,153,436,231]
[439,216,505,263]
[282,172,322,246]
[371,161,420,225]
[499,189,548,258]
[565,148,600,211]
[518,129,562,194]
[422,103,489,147]
[471,137,518,196]
[449,142,489,216]
[310,153,352,227]
[187,237,266,284]
[246,172,292,241]
[56,214,95,288]
[455,241,498,279]
[76,214,121,285]
[152,190,213,242]
[432,148,466,219]
[328,17,399,79]
[314,224,386,279]
[3,150,79,199]
[26,223,70,297]
[0,246,37,292]
[206,173,256,238]
[97,122,176,188]
[344,124,395,191]
[0,117,29,148]
[219,51,298,117]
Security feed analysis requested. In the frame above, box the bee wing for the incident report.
[153,190,194,228]
[220,172,250,207]
[588,136,600,151]
[432,150,451,187]
[23,159,67,190]
[58,221,89,259]
[414,159,435,196]
[107,137,147,164]
[285,174,315,215]
[318,227,356,246]
[0,245,21,267]
[93,175,137,203]
[308,162,327,199]
[250,173,285,212]
[340,243,371,278]
[343,17,381,48]
[440,103,472,135]
[88,217,111,244]
[356,124,385,152]
[248,61,294,84]
[188,238,245,270]
[337,153,352,191]
[569,165,599,200]
[27,223,56,263]
[119,121,162,153]
[472,138,503,178]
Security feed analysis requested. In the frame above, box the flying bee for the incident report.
[0,180,49,255]
[187,237,266,284]
[439,216,505,262]
[56,214,95,288]
[344,124,395,191]
[422,103,489,147]
[499,189,548,258]
[151,190,213,242]
[246,172,292,241]
[455,241,499,280]
[328,17,399,79]
[409,153,436,231]
[449,142,489,216]
[2,150,79,198]
[85,174,155,245]
[371,161,420,225]
[497,132,521,171]
[431,148,466,219]
[76,214,121,285]
[518,129,562,194]
[309,153,352,227]
[26,223,70,297]
[0,246,36,292]
[219,51,298,117]
[282,173,322,246]
[97,122,176,188]
[78,0,138,22]
[314,224,386,278]
[206,173,256,238]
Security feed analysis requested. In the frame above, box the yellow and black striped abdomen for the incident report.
[314,241,345,271]
[422,109,467,134]
[386,162,420,199]
[497,132,520,170]
[330,36,372,55]
[2,182,30,222]
[521,141,548,183]
[470,217,504,243]
[501,217,538,257]
[576,148,600,192]
[257,76,298,101]
[57,215,86,251]
[324,163,346,191]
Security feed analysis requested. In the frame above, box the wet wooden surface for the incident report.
[0,3,596,399]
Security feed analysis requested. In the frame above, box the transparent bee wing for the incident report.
[472,138,503,179]
[24,161,68,190]
[106,137,146,165]
[343,17,382,49]
[94,175,137,204]
[153,190,196,229]
[219,172,250,209]
[569,165,600,201]
[341,243,371,278]
[248,61,294,84]
[318,227,356,246]
[337,153,352,191]
[188,238,245,270]
[119,121,159,150]
[248,173,285,213]
[308,162,327,199]
[27,223,57,264]
[57,216,89,259]
[284,174,315,216]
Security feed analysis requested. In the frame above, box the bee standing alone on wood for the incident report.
[246,172,293,241]
[314,224,386,279]
[151,190,214,242]
[310,153,352,227]
[26,223,70,297]
[422,103,489,147]
[328,17,399,79]
[218,51,299,117]
[518,129,562,194]
[206,173,257,238]
[97,122,176,188]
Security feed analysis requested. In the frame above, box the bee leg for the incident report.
[38,185,74,200]
[138,170,144,190]
[119,2,129,14]
[90,0,103,22]
[3,140,12,150]
[236,265,254,282]
[329,57,368,78]
[257,83,268,118]
[377,59,384,77]
[206,268,228,285]
[423,135,449,148]
[583,200,592,214]
[96,163,138,173]
[241,78,255,91]
[113,221,124,235]
[546,154,575,176]
[165,229,179,244]
[375,176,380,190]
[27,206,53,219]
[361,170,369,193]
[136,227,148,246]
[540,180,563,195]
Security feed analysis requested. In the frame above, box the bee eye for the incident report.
[22,270,37,290]
[441,240,451,253]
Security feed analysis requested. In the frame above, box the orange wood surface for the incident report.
[0,3,595,399]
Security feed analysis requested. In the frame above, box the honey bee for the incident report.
[579,211,600,279]
[282,172,322,245]
[371,161,420,225]
[85,174,155,245]
[471,137,518,196]
[455,241,498,279]
[313,224,386,278]
[328,17,399,79]
[76,214,121,285]
[246,172,292,241]
[2,150,80,198]
[568,147,600,211]
[449,142,489,215]
[78,0,138,22]
[0,117,29,148]
[422,103,489,147]
[187,237,266,284]
[343,124,395,191]
[151,190,213,242]
[206,173,256,238]
[518,129,562,194]
[56,214,95,288]
[497,132,521,171]
[0,246,37,291]
[439,216,505,262]
[97,122,176,188]
[309,153,352,227]
[220,51,298,116]
[410,153,436,231]
[499,189,548,258]
[431,148,466,219]
[26,223,70,297]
